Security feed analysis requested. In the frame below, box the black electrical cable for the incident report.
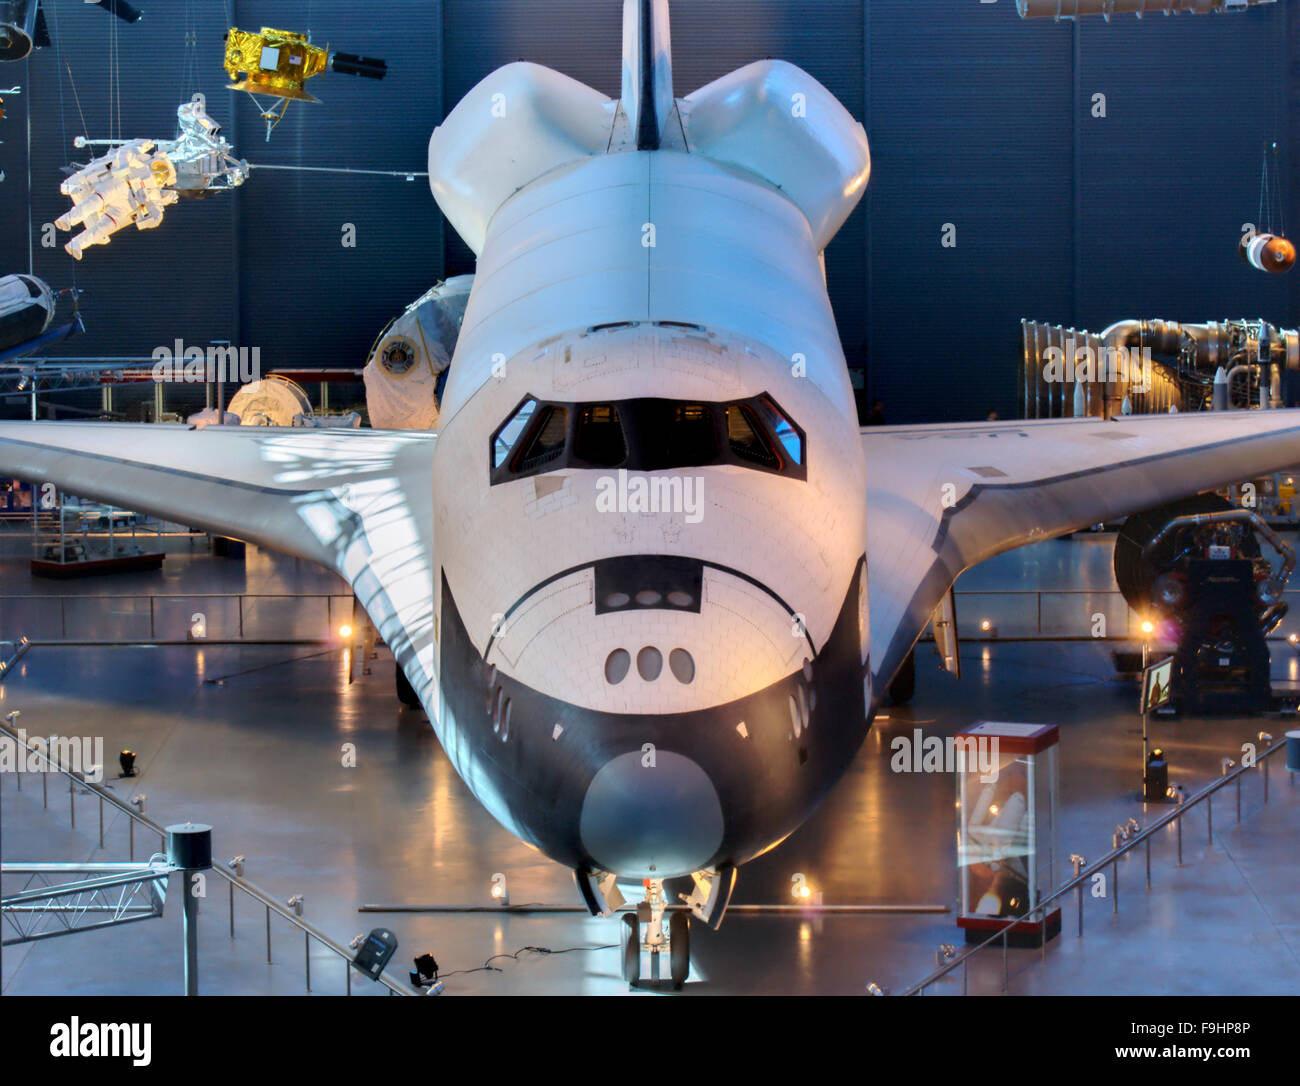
[431,943,619,983]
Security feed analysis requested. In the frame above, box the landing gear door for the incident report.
[931,586,960,679]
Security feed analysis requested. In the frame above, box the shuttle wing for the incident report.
[863,411,1300,693]
[0,422,441,711]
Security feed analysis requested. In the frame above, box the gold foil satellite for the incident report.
[224,27,329,137]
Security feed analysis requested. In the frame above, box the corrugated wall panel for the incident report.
[867,2,1075,423]
[1074,9,1289,330]
[235,0,443,371]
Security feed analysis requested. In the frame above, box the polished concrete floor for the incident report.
[2,539,1298,996]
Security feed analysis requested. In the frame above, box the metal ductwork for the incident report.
[1018,0,1274,19]
[1021,317,1300,419]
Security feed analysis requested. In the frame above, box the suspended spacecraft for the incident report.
[0,0,141,63]
[363,276,473,431]
[223,26,387,138]
[1240,232,1296,274]
[56,100,248,259]
[0,274,80,364]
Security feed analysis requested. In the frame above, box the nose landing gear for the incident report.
[621,878,691,990]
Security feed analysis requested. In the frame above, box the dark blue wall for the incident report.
[0,0,1293,423]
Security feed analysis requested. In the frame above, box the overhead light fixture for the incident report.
[337,623,353,640]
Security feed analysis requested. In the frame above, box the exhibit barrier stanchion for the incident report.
[1145,838,1151,890]
[1207,793,1213,844]
[1177,815,1183,865]
[1112,860,1118,913]
[167,823,212,998]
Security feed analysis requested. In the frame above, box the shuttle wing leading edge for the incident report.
[0,422,442,714]
[863,411,1300,694]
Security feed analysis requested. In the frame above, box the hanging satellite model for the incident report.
[223,26,387,139]
[1,0,140,63]
[55,99,248,259]
[1240,142,1294,275]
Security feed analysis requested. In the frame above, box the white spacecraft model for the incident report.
[363,275,473,430]
[55,100,248,260]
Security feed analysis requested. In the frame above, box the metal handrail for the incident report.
[916,585,1300,641]
[899,736,1289,995]
[0,711,407,995]
[2,592,352,646]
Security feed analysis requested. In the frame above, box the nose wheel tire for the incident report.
[669,912,691,988]
[621,913,640,985]
[395,663,420,709]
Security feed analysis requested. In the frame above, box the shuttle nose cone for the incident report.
[579,750,724,879]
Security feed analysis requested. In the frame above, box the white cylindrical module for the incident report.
[1240,233,1297,274]
[1018,0,1272,17]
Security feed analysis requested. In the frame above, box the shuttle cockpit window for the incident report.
[492,398,537,469]
[489,394,806,485]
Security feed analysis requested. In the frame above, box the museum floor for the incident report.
[1,537,1298,996]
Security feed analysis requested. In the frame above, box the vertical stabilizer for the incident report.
[621,0,674,150]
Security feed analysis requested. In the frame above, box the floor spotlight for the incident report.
[119,749,137,777]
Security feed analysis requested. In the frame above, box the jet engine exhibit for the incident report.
[1114,494,1293,713]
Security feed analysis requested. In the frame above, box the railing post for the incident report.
[1002,928,1008,993]
[68,775,75,828]
[1177,814,1183,865]
[1145,838,1151,890]
[98,794,104,849]
[305,931,311,993]
[1236,775,1242,823]
[266,906,272,963]
[41,764,47,808]
[1112,860,1118,913]
[1207,793,1213,845]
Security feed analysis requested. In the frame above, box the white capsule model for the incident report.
[7,0,1300,985]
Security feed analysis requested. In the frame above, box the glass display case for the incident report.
[956,721,1060,946]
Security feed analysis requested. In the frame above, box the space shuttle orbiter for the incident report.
[2,0,1298,984]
